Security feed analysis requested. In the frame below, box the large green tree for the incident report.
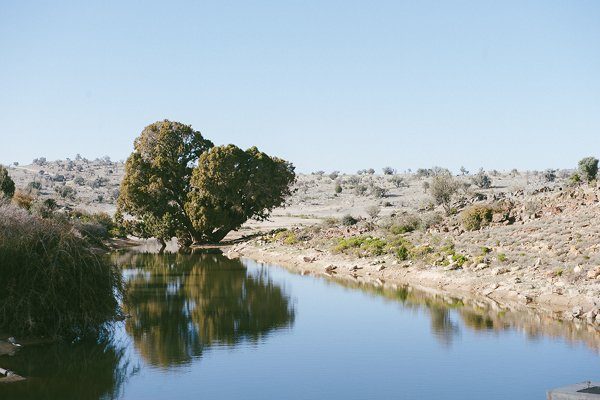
[118,120,295,245]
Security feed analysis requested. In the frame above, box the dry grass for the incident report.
[0,202,123,339]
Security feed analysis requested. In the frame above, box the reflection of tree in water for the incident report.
[428,305,460,346]
[118,252,295,368]
[0,338,136,400]
[325,277,600,351]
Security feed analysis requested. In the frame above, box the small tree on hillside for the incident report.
[472,168,492,189]
[578,157,599,182]
[430,172,459,214]
[382,167,396,175]
[0,165,15,198]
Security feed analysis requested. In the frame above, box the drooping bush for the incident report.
[578,156,599,182]
[460,204,495,231]
[0,203,123,339]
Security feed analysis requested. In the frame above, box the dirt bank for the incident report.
[228,239,600,327]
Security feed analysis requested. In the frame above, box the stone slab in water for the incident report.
[548,382,600,399]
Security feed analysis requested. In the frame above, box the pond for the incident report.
[1,252,599,399]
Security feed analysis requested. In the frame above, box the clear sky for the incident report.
[1,1,599,173]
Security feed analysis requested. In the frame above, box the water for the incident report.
[1,252,598,399]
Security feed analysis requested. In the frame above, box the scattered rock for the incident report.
[586,266,600,280]
[572,306,583,318]
[377,265,386,272]
[349,265,363,272]
[491,267,509,276]
[302,256,316,263]
[325,265,337,272]
[519,294,533,304]
[474,263,488,271]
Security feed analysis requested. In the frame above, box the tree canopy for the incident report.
[118,120,295,245]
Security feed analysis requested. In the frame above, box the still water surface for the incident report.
[1,252,599,399]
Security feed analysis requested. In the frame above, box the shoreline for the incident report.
[228,239,600,327]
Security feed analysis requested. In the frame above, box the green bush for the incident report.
[274,229,298,245]
[0,165,15,198]
[71,210,125,242]
[341,214,358,226]
[471,169,492,189]
[389,214,421,234]
[460,205,494,231]
[0,203,123,339]
[334,236,387,257]
[578,156,599,182]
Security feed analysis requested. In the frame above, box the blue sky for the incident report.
[1,1,599,172]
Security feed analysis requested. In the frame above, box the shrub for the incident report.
[370,185,388,198]
[366,205,381,219]
[395,245,409,260]
[452,253,469,267]
[334,183,342,193]
[12,189,34,210]
[0,165,15,198]
[91,177,109,188]
[460,204,494,231]
[0,203,123,339]
[460,166,469,175]
[422,181,430,193]
[415,168,431,178]
[341,214,358,226]
[346,176,361,186]
[55,185,77,200]
[73,176,86,185]
[328,171,340,180]
[32,157,47,166]
[274,229,298,245]
[390,175,405,188]
[366,168,375,175]
[570,172,582,185]
[389,214,421,234]
[71,210,123,242]
[334,236,387,257]
[28,180,42,190]
[543,169,556,182]
[472,169,492,189]
[31,198,58,218]
[354,184,368,196]
[578,156,599,182]
[382,167,396,175]
[430,172,458,214]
